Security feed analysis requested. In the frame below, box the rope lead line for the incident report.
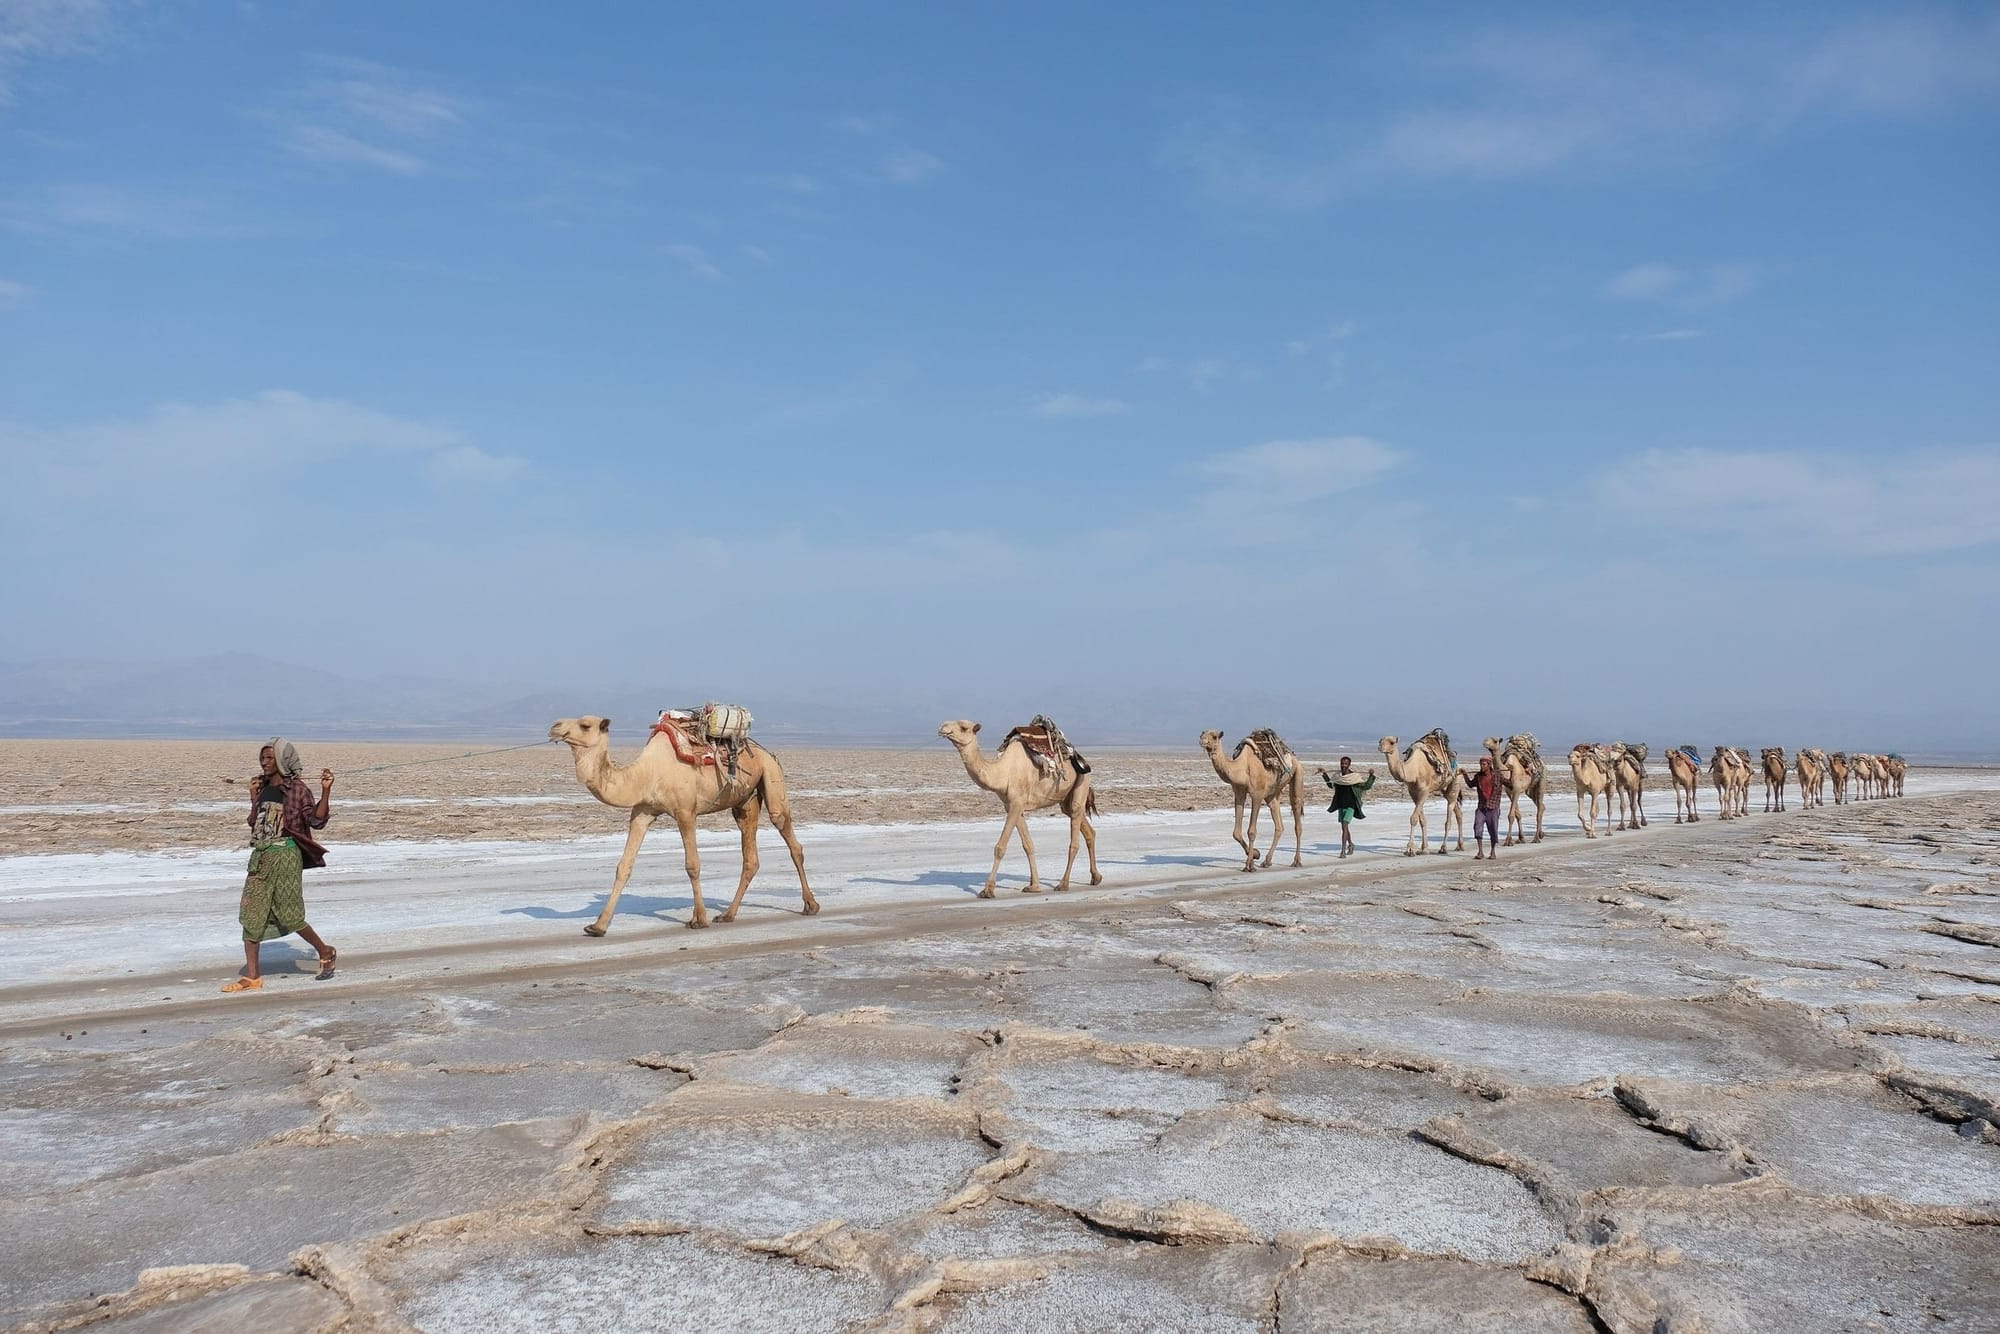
[345,739,558,776]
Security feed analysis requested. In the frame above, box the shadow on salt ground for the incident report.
[502,894,694,923]
[842,869,991,896]
[249,940,322,972]
[1104,852,1242,870]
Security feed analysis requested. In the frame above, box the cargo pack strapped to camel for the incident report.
[1001,714,1091,778]
[1504,733,1546,781]
[1234,728,1296,781]
[651,702,755,778]
[1406,727,1456,774]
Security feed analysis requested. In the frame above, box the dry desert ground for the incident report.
[0,740,1997,1331]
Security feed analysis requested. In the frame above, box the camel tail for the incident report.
[1086,788,1098,820]
[753,743,793,823]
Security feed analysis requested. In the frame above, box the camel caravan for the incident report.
[546,706,1908,933]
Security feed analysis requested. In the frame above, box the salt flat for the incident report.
[1,758,1997,1331]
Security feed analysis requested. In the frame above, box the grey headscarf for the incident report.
[264,737,303,780]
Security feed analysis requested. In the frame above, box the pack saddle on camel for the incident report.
[1726,746,1756,817]
[1483,734,1548,846]
[1199,728,1305,870]
[1849,752,1881,801]
[1761,746,1788,812]
[1378,729,1462,855]
[1667,745,1702,823]
[1568,743,1619,838]
[549,706,816,934]
[939,716,1101,896]
[1610,741,1649,831]
[1796,748,1830,808]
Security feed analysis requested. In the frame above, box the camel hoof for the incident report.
[802,900,820,915]
[1054,883,1071,893]
[1090,873,1104,886]
[1021,885,1044,895]
[583,924,608,938]
[686,917,710,930]
[977,887,997,900]
[1291,858,1302,868]
[717,911,737,924]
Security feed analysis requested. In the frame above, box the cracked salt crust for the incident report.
[3,783,1999,1329]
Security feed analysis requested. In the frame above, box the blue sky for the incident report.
[2,2,1997,740]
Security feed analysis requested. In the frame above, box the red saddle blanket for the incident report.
[650,714,722,767]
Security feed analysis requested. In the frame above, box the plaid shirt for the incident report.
[249,776,330,868]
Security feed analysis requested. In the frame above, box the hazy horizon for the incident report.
[3,5,1995,742]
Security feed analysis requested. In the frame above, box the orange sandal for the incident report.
[315,948,337,981]
[221,976,263,994]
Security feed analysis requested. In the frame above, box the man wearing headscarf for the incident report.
[225,738,338,992]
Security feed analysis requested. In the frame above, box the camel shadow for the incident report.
[1109,853,1243,870]
[504,893,695,923]
[844,869,992,898]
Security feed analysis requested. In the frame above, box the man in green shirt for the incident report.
[1318,756,1377,858]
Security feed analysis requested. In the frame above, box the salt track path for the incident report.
[0,781,1997,1330]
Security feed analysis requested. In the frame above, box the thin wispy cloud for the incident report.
[834,112,896,135]
[1621,328,1705,343]
[3,389,523,487]
[1601,262,1757,308]
[665,242,723,280]
[752,172,819,195]
[1162,15,2000,210]
[0,183,246,239]
[284,124,425,175]
[0,276,30,308]
[275,57,469,176]
[1031,393,1130,419]
[880,148,945,184]
[1596,447,2000,555]
[0,0,116,104]
[1200,436,1401,508]
[1785,10,2000,117]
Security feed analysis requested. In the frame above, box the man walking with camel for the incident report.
[1470,754,1504,860]
[1318,756,1376,858]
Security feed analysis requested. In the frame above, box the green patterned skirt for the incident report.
[240,839,307,942]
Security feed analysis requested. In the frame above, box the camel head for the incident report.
[549,716,612,750]
[1198,729,1224,754]
[1377,736,1398,756]
[1482,736,1503,754]
[937,720,983,749]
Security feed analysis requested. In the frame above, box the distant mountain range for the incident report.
[0,654,1378,749]
[0,655,1989,760]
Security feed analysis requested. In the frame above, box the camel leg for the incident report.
[1289,785,1304,867]
[673,810,711,928]
[1231,791,1255,871]
[1017,814,1043,893]
[1058,806,1086,891]
[1577,789,1594,839]
[1405,797,1422,856]
[585,811,657,937]
[767,805,816,915]
[1259,795,1280,868]
[1532,787,1545,842]
[982,808,1022,898]
[1504,792,1520,846]
[716,796,762,924]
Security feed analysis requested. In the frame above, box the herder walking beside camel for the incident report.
[1318,756,1376,858]
[1470,755,1503,859]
